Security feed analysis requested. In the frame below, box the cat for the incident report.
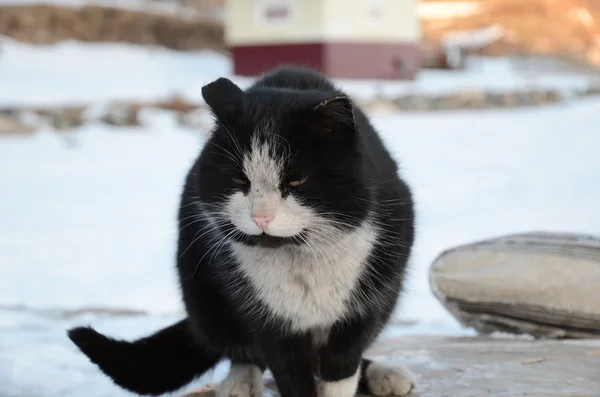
[67,66,416,397]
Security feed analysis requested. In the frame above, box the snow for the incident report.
[3,101,600,397]
[2,40,600,396]
[0,38,231,108]
[1,38,596,109]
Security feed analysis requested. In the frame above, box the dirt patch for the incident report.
[421,0,600,69]
[0,4,226,52]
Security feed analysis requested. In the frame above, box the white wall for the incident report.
[226,0,323,44]
[323,0,420,42]
[226,0,420,45]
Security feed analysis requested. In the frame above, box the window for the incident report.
[254,0,297,27]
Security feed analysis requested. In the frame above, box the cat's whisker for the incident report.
[179,202,196,209]
[300,233,327,261]
[204,141,244,167]
[179,218,209,234]
[190,225,237,279]
[208,227,241,265]
[178,210,222,232]
[178,213,202,225]
[179,219,232,258]
[216,120,244,160]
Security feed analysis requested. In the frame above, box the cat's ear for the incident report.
[309,95,356,140]
[201,78,244,120]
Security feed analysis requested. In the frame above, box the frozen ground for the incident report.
[1,40,600,396]
[3,99,600,397]
[0,38,232,107]
[1,38,597,109]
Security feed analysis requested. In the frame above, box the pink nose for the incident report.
[252,215,274,231]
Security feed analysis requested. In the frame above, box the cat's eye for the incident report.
[288,176,308,187]
[231,177,248,186]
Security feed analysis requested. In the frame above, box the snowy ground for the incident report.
[2,40,600,397]
[1,38,598,109]
[0,38,232,108]
[3,100,600,397]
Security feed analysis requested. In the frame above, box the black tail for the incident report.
[67,319,221,396]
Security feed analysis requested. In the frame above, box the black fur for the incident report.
[68,320,220,395]
[68,66,415,397]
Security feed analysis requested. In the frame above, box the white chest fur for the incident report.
[230,222,378,332]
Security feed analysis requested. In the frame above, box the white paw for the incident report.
[217,364,264,397]
[319,370,360,397]
[365,362,417,396]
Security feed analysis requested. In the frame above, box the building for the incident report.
[225,0,421,80]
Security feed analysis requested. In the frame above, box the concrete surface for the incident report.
[183,337,600,397]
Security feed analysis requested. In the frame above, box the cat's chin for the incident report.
[233,231,307,248]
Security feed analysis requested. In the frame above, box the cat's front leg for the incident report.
[319,320,417,397]
[258,332,317,397]
[318,347,362,397]
[318,318,374,397]
[319,313,419,397]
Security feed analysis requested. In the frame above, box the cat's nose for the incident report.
[252,215,274,231]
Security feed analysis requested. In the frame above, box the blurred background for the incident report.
[1,1,600,396]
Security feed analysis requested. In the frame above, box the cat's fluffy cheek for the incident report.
[266,194,315,237]
[226,191,262,235]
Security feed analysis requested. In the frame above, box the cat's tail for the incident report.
[67,319,220,396]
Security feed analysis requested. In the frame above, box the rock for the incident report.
[36,106,87,131]
[99,103,141,127]
[446,91,487,109]
[361,100,402,114]
[152,95,201,114]
[580,83,600,97]
[393,95,433,111]
[0,111,37,135]
[542,90,563,104]
[390,88,566,112]
[180,336,600,397]
[497,92,521,108]
[177,107,214,132]
[430,231,600,339]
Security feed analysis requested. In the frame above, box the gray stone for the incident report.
[581,84,600,97]
[181,336,600,397]
[51,108,87,130]
[0,113,37,134]
[177,107,214,131]
[99,103,141,127]
[429,231,600,339]
[33,106,87,131]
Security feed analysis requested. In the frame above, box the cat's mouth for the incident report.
[233,231,307,248]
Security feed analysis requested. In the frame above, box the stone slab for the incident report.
[183,337,600,397]
[429,231,600,338]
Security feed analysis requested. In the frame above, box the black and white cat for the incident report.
[68,66,416,397]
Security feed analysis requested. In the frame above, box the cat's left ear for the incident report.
[309,95,356,140]
[201,77,245,121]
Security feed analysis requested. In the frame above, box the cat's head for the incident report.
[195,77,371,248]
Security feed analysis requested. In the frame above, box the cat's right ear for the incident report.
[201,78,245,120]
[308,95,356,141]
